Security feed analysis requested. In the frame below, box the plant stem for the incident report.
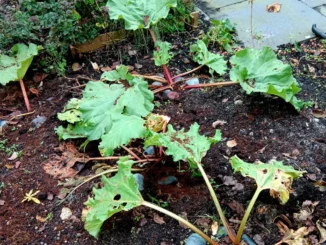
[142,201,219,245]
[149,28,174,86]
[121,145,142,160]
[19,79,30,112]
[196,163,236,243]
[153,85,172,94]
[132,74,168,83]
[235,187,261,244]
[172,65,204,80]
[184,81,239,89]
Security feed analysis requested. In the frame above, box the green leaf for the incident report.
[57,98,82,123]
[57,69,154,156]
[101,65,132,81]
[99,114,147,156]
[153,41,174,66]
[190,40,227,76]
[145,123,221,172]
[84,157,143,237]
[106,0,178,30]
[0,43,40,85]
[230,47,305,111]
[229,155,305,204]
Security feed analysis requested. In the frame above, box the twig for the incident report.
[121,145,142,161]
[132,74,168,83]
[7,110,35,122]
[19,79,30,112]
[172,65,204,80]
[153,85,173,94]
[184,81,239,89]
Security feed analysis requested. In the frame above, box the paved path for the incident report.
[198,0,326,48]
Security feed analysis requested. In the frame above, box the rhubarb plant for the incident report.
[230,47,307,111]
[0,43,41,111]
[229,155,305,244]
[83,157,217,244]
[56,65,154,156]
[153,41,174,66]
[190,40,227,76]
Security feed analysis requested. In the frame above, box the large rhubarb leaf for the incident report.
[56,65,154,156]
[145,123,221,172]
[106,0,178,30]
[190,40,227,76]
[154,41,174,66]
[84,157,143,237]
[230,155,305,204]
[0,43,40,85]
[230,47,306,111]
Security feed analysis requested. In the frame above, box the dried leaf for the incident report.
[33,73,48,83]
[211,221,219,235]
[312,109,326,118]
[8,152,18,160]
[317,219,326,243]
[276,221,310,245]
[227,200,245,216]
[227,139,237,148]
[153,213,165,225]
[36,215,47,223]
[15,161,21,168]
[212,120,227,128]
[293,200,319,222]
[72,62,82,71]
[91,61,99,72]
[29,88,39,97]
[314,180,326,192]
[266,2,281,12]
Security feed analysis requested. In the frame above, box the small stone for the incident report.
[134,63,143,69]
[167,91,180,100]
[60,207,72,221]
[76,233,82,238]
[249,132,254,136]
[152,82,162,86]
[239,129,247,135]
[158,176,178,185]
[32,116,47,128]
[234,100,243,105]
[269,129,274,134]
[186,78,199,86]
[182,58,190,64]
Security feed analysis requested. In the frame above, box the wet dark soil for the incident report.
[0,13,326,245]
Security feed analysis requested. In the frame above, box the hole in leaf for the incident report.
[114,194,121,201]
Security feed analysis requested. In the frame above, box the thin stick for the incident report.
[133,74,168,83]
[7,110,35,122]
[56,168,144,206]
[19,79,30,112]
[172,65,204,80]
[87,156,136,161]
[121,145,142,161]
[197,163,236,243]
[184,81,239,89]
[142,201,219,245]
[153,85,173,94]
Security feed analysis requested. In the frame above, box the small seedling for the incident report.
[22,190,41,204]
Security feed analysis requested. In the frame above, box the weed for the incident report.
[201,19,237,51]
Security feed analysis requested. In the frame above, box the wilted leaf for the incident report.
[190,40,227,76]
[230,155,305,204]
[276,221,310,245]
[153,213,165,225]
[107,0,177,30]
[230,47,306,111]
[29,88,39,97]
[145,123,221,174]
[146,113,170,133]
[211,221,219,235]
[293,200,319,222]
[312,109,326,118]
[314,180,326,192]
[84,158,143,238]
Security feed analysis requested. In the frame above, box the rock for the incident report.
[253,234,265,245]
[133,174,144,191]
[174,77,183,83]
[152,82,163,86]
[234,100,243,106]
[158,176,178,185]
[167,91,180,100]
[163,89,172,96]
[186,233,206,245]
[60,207,72,221]
[183,58,190,64]
[239,129,247,135]
[37,192,48,200]
[186,78,200,86]
[134,63,143,69]
[32,116,47,128]
[144,146,155,155]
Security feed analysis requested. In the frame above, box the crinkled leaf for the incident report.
[101,65,132,81]
[145,123,221,172]
[107,0,177,30]
[154,41,174,66]
[230,47,306,111]
[84,157,143,238]
[99,114,147,156]
[190,40,227,76]
[0,43,40,85]
[57,67,154,155]
[57,98,82,123]
[276,222,310,245]
[230,155,305,204]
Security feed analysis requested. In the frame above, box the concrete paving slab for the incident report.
[300,0,326,8]
[203,0,245,9]
[315,5,326,16]
[198,0,326,49]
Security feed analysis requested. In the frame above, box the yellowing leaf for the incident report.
[230,156,305,204]
[276,221,310,245]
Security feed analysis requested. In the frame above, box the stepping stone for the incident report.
[198,0,326,49]
[300,0,326,7]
